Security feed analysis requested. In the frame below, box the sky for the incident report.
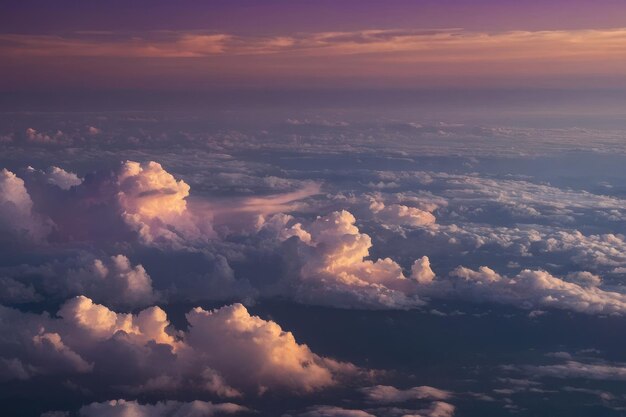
[2,3,626,417]
[3,0,626,90]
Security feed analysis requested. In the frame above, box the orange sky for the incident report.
[2,1,626,90]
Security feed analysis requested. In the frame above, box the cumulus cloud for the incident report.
[416,266,626,315]
[117,161,215,246]
[280,210,427,309]
[25,128,66,145]
[0,168,52,242]
[185,303,356,394]
[368,199,436,228]
[45,166,82,190]
[293,406,376,417]
[63,255,160,309]
[0,254,159,309]
[400,401,456,417]
[78,399,249,417]
[524,360,626,381]
[57,295,175,344]
[0,297,354,395]
[361,385,451,403]
[292,402,455,417]
[0,276,40,304]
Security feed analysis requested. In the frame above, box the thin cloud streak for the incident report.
[3,28,626,60]
[4,27,626,89]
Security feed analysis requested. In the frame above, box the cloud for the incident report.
[360,385,451,403]
[1,254,159,309]
[279,210,427,309]
[63,255,160,309]
[368,199,436,228]
[31,331,93,374]
[113,161,318,245]
[185,303,356,394]
[525,360,626,381]
[292,402,455,417]
[293,406,376,417]
[0,297,355,395]
[374,402,455,417]
[2,160,217,247]
[45,166,82,190]
[0,276,40,304]
[4,27,626,75]
[78,399,249,417]
[25,128,66,145]
[210,182,322,234]
[117,161,215,246]
[8,27,626,90]
[0,168,52,242]
[416,266,626,315]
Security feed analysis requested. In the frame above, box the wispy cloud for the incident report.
[4,27,626,61]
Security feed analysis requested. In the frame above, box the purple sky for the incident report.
[2,0,626,91]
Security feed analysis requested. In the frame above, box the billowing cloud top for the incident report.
[0,296,356,396]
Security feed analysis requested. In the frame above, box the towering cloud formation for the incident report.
[186,303,354,393]
[0,168,51,242]
[117,161,214,246]
[0,297,355,395]
[280,210,428,309]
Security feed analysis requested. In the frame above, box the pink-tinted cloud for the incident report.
[3,27,626,88]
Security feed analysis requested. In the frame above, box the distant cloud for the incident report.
[369,199,436,228]
[45,166,82,190]
[360,385,452,403]
[292,401,455,417]
[292,406,376,417]
[4,27,626,88]
[525,360,626,381]
[416,266,626,315]
[78,399,249,417]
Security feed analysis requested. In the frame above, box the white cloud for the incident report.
[117,161,215,247]
[294,406,376,417]
[282,210,426,309]
[525,360,626,381]
[416,266,626,315]
[369,199,436,228]
[0,168,52,242]
[58,295,176,345]
[0,297,355,395]
[294,402,455,417]
[78,399,249,417]
[361,385,451,403]
[185,303,356,394]
[46,166,82,190]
